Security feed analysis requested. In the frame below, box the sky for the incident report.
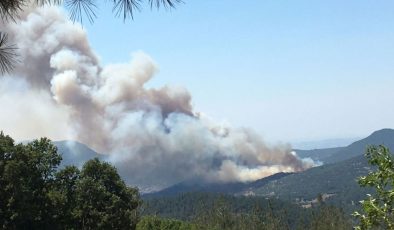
[77,0,394,144]
[0,0,393,187]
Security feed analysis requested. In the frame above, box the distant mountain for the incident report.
[48,128,392,216]
[145,172,292,197]
[292,137,359,150]
[53,140,101,168]
[295,128,394,164]
[294,147,344,163]
[324,128,394,163]
[253,154,371,199]
[251,154,374,213]
[247,129,394,213]
[147,153,374,213]
[148,129,394,199]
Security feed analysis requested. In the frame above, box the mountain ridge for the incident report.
[149,128,394,204]
[53,140,102,168]
[145,172,292,198]
[42,128,394,202]
[294,128,394,164]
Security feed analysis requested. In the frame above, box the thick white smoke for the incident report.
[2,6,317,189]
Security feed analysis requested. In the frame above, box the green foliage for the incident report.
[0,131,360,229]
[309,205,352,230]
[253,130,394,215]
[191,198,290,230]
[137,216,197,230]
[0,0,182,22]
[49,165,81,228]
[192,197,350,230]
[353,145,394,230]
[254,153,374,214]
[0,132,141,229]
[142,192,352,230]
[0,32,17,75]
[74,158,141,229]
[0,133,61,229]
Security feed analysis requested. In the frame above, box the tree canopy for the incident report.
[353,145,394,230]
[0,132,141,229]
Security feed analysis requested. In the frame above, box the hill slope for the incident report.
[54,140,101,167]
[149,128,394,200]
[250,129,394,212]
[295,128,394,164]
[325,128,394,163]
[294,147,344,163]
[253,154,372,202]
[146,172,292,197]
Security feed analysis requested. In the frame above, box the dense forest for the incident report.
[1,132,392,229]
[140,192,352,230]
[0,132,140,229]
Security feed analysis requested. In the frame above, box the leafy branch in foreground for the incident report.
[0,32,17,74]
[1,0,182,22]
[353,145,394,230]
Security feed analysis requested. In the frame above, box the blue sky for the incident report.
[82,0,394,143]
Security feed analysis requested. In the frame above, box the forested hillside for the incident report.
[147,172,292,198]
[140,192,352,229]
[252,154,373,213]
[146,129,394,217]
[2,129,393,229]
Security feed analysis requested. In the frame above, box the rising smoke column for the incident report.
[3,6,317,189]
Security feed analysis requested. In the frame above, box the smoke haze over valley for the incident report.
[0,6,318,189]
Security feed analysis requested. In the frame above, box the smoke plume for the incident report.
[2,6,317,190]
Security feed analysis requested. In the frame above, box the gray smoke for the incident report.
[3,6,317,190]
